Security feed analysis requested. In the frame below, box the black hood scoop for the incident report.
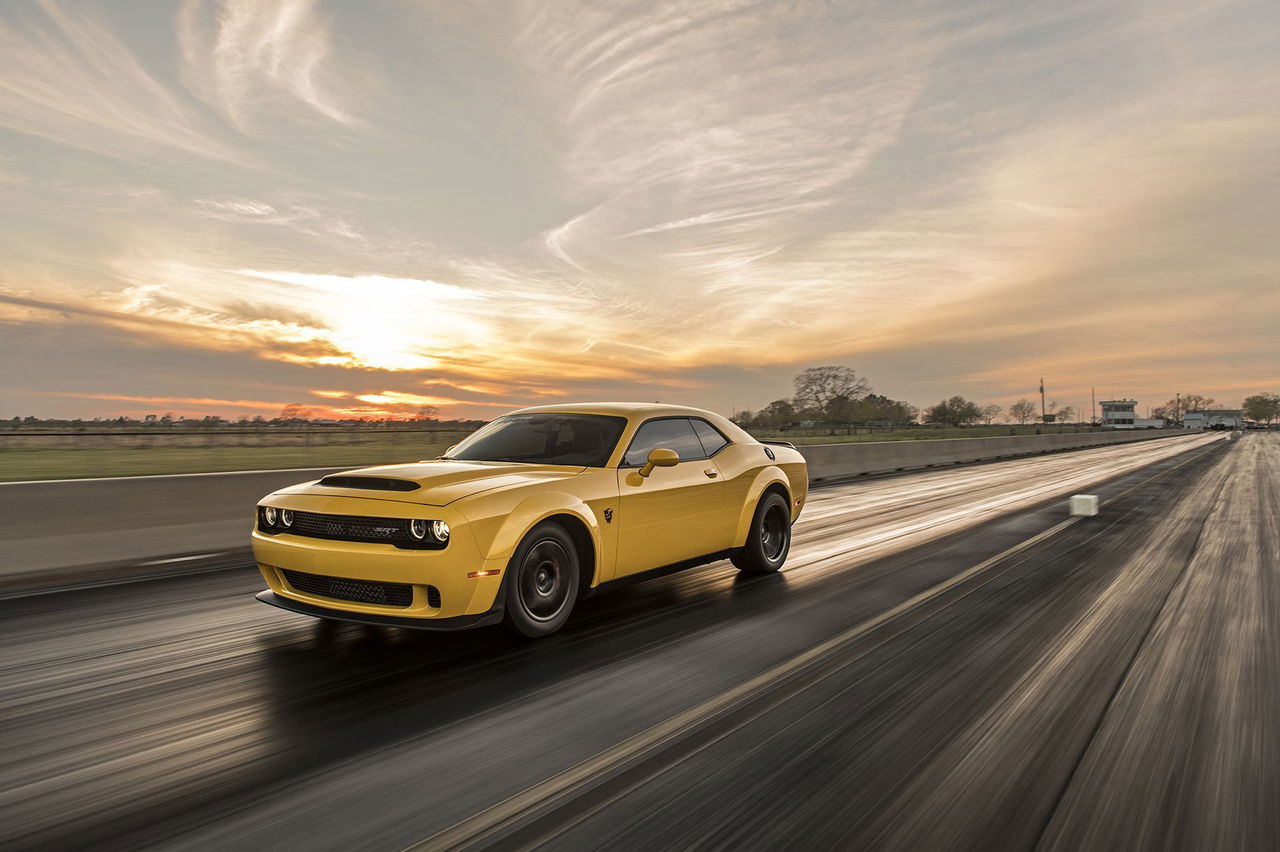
[317,475,420,492]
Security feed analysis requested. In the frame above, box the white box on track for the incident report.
[1069,494,1099,517]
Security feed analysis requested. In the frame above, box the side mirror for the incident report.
[639,448,680,478]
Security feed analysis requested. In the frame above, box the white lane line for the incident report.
[0,467,345,486]
[137,553,226,566]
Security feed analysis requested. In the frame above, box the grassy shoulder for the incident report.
[0,441,455,482]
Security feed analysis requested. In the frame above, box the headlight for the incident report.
[262,506,278,527]
[409,519,450,543]
[280,509,293,527]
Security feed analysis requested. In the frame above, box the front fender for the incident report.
[732,467,793,547]
[476,491,604,574]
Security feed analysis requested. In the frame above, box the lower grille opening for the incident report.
[426,586,441,608]
[282,570,413,608]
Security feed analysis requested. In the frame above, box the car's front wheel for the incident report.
[731,491,792,574]
[502,521,580,638]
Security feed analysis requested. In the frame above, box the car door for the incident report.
[614,417,732,577]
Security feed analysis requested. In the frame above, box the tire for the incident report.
[502,521,580,638]
[731,491,792,574]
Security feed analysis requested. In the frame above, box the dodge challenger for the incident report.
[253,403,808,637]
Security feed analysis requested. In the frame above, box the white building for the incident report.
[1183,410,1244,430]
[1099,399,1164,430]
[1099,399,1136,428]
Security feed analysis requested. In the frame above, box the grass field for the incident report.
[0,440,457,482]
[0,424,1098,481]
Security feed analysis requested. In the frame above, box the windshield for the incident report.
[445,413,627,467]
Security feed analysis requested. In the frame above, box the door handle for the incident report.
[704,469,718,478]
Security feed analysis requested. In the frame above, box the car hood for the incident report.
[276,459,587,506]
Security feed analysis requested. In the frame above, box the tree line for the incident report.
[1243,393,1280,424]
[730,366,1058,429]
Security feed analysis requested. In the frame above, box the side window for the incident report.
[623,418,706,466]
[690,419,729,457]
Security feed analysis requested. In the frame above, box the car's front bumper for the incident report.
[255,590,504,631]
[251,494,507,623]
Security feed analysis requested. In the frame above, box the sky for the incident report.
[1,0,1277,422]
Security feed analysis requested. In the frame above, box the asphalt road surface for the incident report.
[3,431,1275,851]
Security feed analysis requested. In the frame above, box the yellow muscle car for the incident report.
[253,403,808,637]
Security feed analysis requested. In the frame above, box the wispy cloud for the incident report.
[178,0,360,131]
[520,0,929,288]
[0,2,240,163]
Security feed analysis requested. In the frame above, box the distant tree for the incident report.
[755,398,797,427]
[730,410,755,428]
[923,396,983,427]
[1009,398,1038,425]
[1181,393,1216,412]
[279,403,312,422]
[793,366,871,416]
[1056,404,1075,424]
[825,394,857,423]
[1153,394,1216,422]
[849,394,918,425]
[1243,393,1280,424]
[979,403,1003,425]
[415,405,440,421]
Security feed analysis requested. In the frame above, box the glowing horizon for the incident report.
[2,1,1277,421]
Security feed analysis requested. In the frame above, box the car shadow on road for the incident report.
[247,565,793,783]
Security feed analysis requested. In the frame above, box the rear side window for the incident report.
[690,419,729,457]
[622,418,706,465]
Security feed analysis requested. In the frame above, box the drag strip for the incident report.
[0,433,1242,849]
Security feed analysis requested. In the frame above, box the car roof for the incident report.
[506,402,720,419]
[492,402,759,455]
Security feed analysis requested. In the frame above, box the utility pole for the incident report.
[1039,378,1046,423]
[1091,387,1096,427]
[1176,392,1181,427]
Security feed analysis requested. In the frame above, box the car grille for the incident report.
[282,569,416,608]
[268,510,445,550]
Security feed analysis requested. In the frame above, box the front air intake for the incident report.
[282,570,413,607]
[317,475,420,492]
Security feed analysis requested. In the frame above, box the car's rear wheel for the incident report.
[502,521,580,638]
[731,491,792,574]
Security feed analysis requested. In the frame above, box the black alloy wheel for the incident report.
[503,521,580,638]
[731,491,792,574]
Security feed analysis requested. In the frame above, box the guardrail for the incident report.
[800,428,1193,482]
[0,429,1193,588]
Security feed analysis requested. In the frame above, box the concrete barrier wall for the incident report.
[800,429,1193,482]
[1,430,1192,582]
[1,468,343,579]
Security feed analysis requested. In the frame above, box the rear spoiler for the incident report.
[759,440,796,449]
